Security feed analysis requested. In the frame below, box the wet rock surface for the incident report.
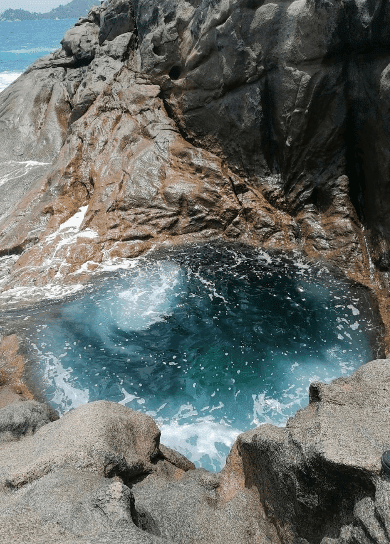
[3,0,390,315]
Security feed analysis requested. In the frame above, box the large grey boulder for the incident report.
[131,465,279,544]
[0,400,160,490]
[224,359,390,543]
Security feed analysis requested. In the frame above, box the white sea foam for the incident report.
[46,206,93,243]
[159,418,240,471]
[0,71,21,92]
[43,206,98,269]
[0,282,86,306]
[32,344,90,413]
[347,304,360,316]
[3,47,55,54]
[101,260,185,333]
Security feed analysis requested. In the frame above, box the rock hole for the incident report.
[153,43,164,57]
[309,186,332,213]
[169,66,181,80]
[131,503,161,537]
[164,11,175,24]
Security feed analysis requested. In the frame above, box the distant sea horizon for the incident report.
[0,18,77,92]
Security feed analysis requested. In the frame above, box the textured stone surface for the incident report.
[223,359,390,543]
[0,468,166,543]
[2,0,390,321]
[0,400,278,543]
[0,400,160,490]
[0,400,54,443]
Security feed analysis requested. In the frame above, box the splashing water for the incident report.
[7,245,382,471]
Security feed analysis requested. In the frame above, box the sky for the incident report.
[0,0,65,12]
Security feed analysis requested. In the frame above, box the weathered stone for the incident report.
[223,359,390,543]
[61,22,100,62]
[131,465,279,544]
[0,400,53,443]
[99,0,136,44]
[0,400,160,490]
[159,443,195,472]
[0,468,166,543]
[3,0,390,324]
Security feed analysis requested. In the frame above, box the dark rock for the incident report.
[61,22,100,62]
[159,443,196,471]
[0,400,53,443]
[98,0,136,45]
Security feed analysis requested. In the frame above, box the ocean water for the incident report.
[4,244,382,472]
[0,19,77,92]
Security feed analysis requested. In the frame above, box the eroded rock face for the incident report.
[2,0,390,318]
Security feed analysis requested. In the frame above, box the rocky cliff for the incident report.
[2,0,390,323]
[1,0,390,542]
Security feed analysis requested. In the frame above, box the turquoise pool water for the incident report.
[9,245,382,471]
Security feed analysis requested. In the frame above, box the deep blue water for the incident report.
[5,245,382,471]
[0,19,77,91]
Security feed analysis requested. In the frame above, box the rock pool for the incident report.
[2,245,383,471]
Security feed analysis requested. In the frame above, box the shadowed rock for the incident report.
[0,400,53,443]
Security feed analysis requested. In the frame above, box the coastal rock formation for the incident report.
[1,0,390,543]
[1,360,390,543]
[223,358,390,543]
[2,0,390,321]
[0,400,277,544]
